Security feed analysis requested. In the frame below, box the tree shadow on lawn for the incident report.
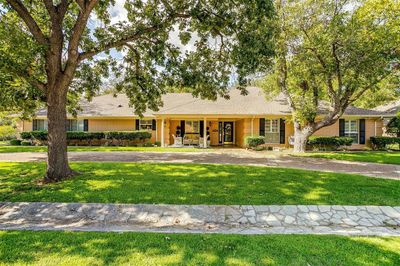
[0,230,399,265]
[1,162,400,206]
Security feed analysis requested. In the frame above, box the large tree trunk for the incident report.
[45,86,74,182]
[293,122,315,153]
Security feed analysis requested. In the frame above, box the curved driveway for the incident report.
[0,150,399,180]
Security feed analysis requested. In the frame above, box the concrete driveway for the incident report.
[0,150,399,180]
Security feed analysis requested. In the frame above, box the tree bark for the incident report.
[45,85,74,182]
[293,122,314,153]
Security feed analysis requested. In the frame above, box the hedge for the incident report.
[21,131,152,142]
[370,136,400,150]
[0,125,17,141]
[245,136,265,148]
[307,136,353,151]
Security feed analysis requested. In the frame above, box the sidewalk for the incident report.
[1,202,399,236]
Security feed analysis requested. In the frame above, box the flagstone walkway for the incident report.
[0,151,399,179]
[1,202,399,236]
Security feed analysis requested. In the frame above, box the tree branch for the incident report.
[5,0,48,45]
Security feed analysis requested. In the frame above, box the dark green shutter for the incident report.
[200,121,204,137]
[359,119,366,144]
[279,119,285,144]
[83,119,89,132]
[180,120,185,136]
[135,119,140,130]
[339,119,345,137]
[152,119,156,130]
[259,118,265,136]
[32,119,38,131]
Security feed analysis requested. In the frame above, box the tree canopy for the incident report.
[259,0,400,151]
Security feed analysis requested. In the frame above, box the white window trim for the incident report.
[139,119,153,131]
[265,119,280,144]
[344,119,359,144]
[185,120,200,134]
[67,119,84,132]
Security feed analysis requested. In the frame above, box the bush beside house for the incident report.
[0,125,16,141]
[19,131,152,146]
[370,136,400,150]
[307,136,353,151]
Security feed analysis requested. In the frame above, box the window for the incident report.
[344,120,359,144]
[33,119,48,131]
[185,120,200,133]
[139,119,153,131]
[66,119,84,131]
[265,119,280,143]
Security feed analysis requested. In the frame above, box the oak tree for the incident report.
[0,0,275,181]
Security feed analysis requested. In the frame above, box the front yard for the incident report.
[1,162,399,206]
[0,231,399,265]
[293,151,400,165]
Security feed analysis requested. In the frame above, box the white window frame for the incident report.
[185,120,200,134]
[265,119,280,144]
[66,119,84,132]
[139,119,153,131]
[34,119,48,131]
[344,119,359,144]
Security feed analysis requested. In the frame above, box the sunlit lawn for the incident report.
[1,162,399,205]
[0,145,214,153]
[0,231,399,265]
[292,151,400,165]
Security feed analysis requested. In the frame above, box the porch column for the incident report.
[161,118,165,147]
[203,117,207,148]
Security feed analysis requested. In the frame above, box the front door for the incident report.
[223,122,234,144]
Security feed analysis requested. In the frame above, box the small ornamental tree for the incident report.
[0,0,275,181]
[261,0,400,152]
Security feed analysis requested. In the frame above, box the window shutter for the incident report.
[339,119,345,137]
[359,119,366,144]
[32,119,38,131]
[135,119,140,130]
[180,120,185,136]
[200,121,204,137]
[259,118,265,136]
[152,119,156,130]
[84,119,89,132]
[279,119,285,144]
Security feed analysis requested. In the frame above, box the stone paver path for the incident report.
[0,151,399,179]
[1,202,400,236]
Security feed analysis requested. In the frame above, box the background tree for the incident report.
[386,111,400,137]
[261,0,400,152]
[0,0,275,181]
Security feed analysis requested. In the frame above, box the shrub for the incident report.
[154,141,161,147]
[370,136,400,150]
[20,131,47,141]
[142,142,154,147]
[307,136,353,151]
[20,140,31,146]
[245,136,265,148]
[9,139,21,146]
[0,125,17,140]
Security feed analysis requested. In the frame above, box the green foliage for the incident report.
[20,131,152,142]
[0,0,275,116]
[245,136,265,148]
[386,112,400,137]
[308,136,353,151]
[370,136,400,150]
[0,125,16,140]
[154,141,161,147]
[20,140,31,146]
[9,139,21,146]
[261,0,400,129]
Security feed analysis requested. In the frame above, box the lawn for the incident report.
[0,231,399,265]
[0,145,213,153]
[292,151,400,165]
[1,162,399,205]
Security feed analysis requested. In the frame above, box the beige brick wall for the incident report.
[88,119,135,132]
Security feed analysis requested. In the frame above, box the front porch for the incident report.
[157,116,258,148]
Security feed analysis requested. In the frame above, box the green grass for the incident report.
[293,151,400,165]
[0,231,399,265]
[1,162,400,205]
[0,145,213,153]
